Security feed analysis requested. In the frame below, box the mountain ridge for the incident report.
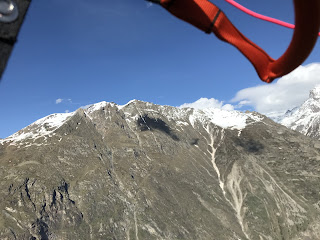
[0,100,264,145]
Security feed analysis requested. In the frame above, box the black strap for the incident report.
[206,9,221,34]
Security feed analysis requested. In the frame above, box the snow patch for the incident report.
[117,99,138,109]
[85,101,108,113]
[176,121,189,126]
[188,108,263,130]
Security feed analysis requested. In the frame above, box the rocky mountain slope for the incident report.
[1,100,320,240]
[281,86,320,139]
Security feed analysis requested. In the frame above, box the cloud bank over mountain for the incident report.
[180,63,320,117]
[232,63,320,115]
[179,98,234,111]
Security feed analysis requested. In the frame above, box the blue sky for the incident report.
[0,0,320,138]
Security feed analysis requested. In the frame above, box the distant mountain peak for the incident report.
[280,86,320,138]
[309,85,320,100]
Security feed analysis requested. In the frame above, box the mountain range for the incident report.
[1,95,320,239]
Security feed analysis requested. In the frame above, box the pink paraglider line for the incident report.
[224,0,320,36]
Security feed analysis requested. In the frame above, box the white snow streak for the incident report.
[207,127,226,195]
[134,208,139,240]
[205,126,250,239]
[226,164,250,240]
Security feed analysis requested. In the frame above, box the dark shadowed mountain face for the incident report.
[1,100,320,240]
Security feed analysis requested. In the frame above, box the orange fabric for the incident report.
[159,0,320,83]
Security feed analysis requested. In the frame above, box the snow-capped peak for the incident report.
[309,85,320,100]
[83,100,139,113]
[85,101,108,113]
[0,112,75,145]
[280,86,320,138]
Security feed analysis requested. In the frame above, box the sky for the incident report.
[0,0,320,138]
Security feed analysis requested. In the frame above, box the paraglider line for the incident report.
[225,0,320,36]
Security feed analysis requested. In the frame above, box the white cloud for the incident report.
[179,98,234,111]
[55,98,63,104]
[55,98,73,105]
[232,63,320,115]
